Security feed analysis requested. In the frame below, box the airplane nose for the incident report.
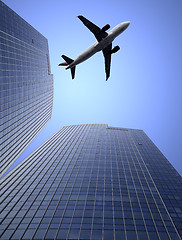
[125,21,130,28]
[122,21,130,31]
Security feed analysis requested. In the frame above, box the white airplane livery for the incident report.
[59,15,130,80]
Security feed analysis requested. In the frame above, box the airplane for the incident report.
[59,15,130,80]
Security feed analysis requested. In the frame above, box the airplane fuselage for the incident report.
[66,21,130,70]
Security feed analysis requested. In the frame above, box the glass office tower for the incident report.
[1,124,181,240]
[0,2,53,177]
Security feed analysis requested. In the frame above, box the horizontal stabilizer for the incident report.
[62,55,74,64]
[59,55,76,79]
[71,66,76,79]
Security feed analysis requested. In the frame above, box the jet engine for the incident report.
[102,24,110,32]
[111,45,120,54]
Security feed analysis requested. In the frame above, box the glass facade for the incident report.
[0,2,53,177]
[1,124,181,240]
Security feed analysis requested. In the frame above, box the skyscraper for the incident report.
[0,2,53,177]
[1,124,181,240]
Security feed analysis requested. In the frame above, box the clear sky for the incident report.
[2,0,182,176]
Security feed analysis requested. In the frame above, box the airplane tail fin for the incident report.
[59,55,76,79]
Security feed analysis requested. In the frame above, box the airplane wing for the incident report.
[103,44,112,80]
[78,15,108,42]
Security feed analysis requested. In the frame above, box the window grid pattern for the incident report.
[0,2,53,177]
[130,130,182,238]
[122,131,180,239]
[1,124,181,240]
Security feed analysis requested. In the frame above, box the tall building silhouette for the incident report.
[0,2,53,177]
[1,124,181,240]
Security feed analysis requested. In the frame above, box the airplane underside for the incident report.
[58,15,130,80]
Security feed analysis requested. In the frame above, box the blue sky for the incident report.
[3,0,182,175]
